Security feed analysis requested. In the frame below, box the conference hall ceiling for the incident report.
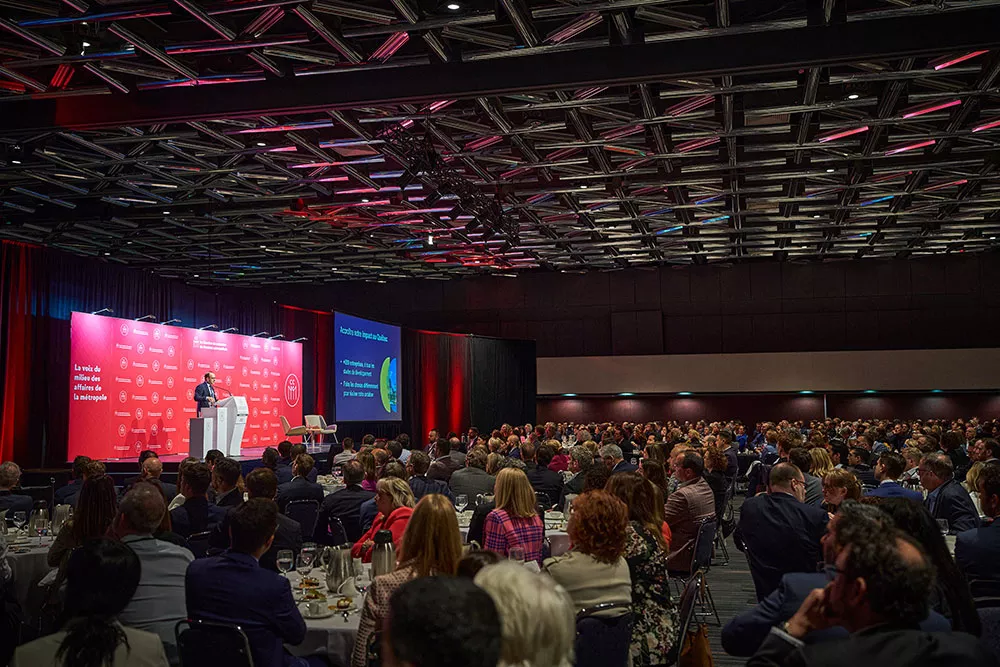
[0,0,999,284]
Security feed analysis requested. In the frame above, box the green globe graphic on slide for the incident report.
[379,356,398,414]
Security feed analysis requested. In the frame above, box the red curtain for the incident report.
[0,243,36,464]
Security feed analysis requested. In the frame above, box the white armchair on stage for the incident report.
[189,396,248,458]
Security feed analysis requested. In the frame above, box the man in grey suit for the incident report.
[115,483,194,665]
[449,446,495,500]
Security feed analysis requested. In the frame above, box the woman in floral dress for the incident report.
[607,472,679,666]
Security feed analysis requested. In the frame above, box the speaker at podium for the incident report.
[190,395,248,458]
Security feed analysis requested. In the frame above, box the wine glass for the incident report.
[276,549,294,578]
[355,564,372,595]
[12,511,26,537]
[296,551,314,586]
[455,494,468,513]
[35,518,49,545]
[508,546,526,562]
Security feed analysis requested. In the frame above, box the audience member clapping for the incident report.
[352,493,462,667]
[13,538,169,667]
[475,560,576,667]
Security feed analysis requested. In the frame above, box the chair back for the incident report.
[187,531,212,559]
[304,415,322,429]
[692,519,717,574]
[285,499,320,536]
[574,603,633,667]
[535,491,553,510]
[324,515,349,546]
[970,578,1000,609]
[280,415,292,432]
[176,619,254,667]
[665,570,704,666]
[319,416,335,431]
[979,607,1000,660]
[17,485,54,511]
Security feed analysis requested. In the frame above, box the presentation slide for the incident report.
[334,312,401,422]
[68,312,303,460]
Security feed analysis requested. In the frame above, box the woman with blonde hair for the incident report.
[486,452,504,476]
[809,448,834,478]
[964,461,986,516]
[484,468,544,563]
[822,468,862,514]
[352,477,415,562]
[351,493,462,667]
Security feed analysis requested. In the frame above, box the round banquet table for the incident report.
[6,535,55,624]
[284,571,360,667]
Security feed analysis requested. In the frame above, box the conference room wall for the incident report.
[537,392,1000,426]
[259,252,1000,358]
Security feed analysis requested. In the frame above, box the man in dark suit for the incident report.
[558,446,593,509]
[121,450,160,496]
[275,454,324,512]
[955,463,1000,581]
[788,448,823,507]
[427,438,463,484]
[212,457,243,508]
[919,453,980,533]
[187,499,315,667]
[525,443,564,509]
[55,455,92,507]
[314,459,374,544]
[748,522,994,667]
[601,444,638,474]
[140,456,177,501]
[0,461,33,515]
[718,430,740,486]
[407,451,454,503]
[847,447,877,488]
[737,463,829,601]
[449,446,496,500]
[209,468,301,571]
[865,451,923,502]
[274,441,294,484]
[169,462,227,538]
[724,501,949,657]
[286,444,318,483]
[193,371,218,415]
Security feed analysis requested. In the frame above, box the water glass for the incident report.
[509,546,526,562]
[355,564,372,595]
[455,495,468,513]
[296,552,314,582]
[276,549,294,577]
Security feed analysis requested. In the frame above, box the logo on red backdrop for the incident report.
[242,366,248,377]
[119,390,127,403]
[137,342,145,355]
[119,356,128,370]
[252,380,259,392]
[166,439,173,452]
[284,374,301,407]
[252,353,259,364]
[152,360,160,373]
[263,368,269,378]
[118,424,126,437]
[135,407,143,420]
[136,375,144,388]
[272,355,279,366]
[151,392,159,405]
[186,358,194,371]
[153,328,161,341]
[167,377,174,389]
[242,340,249,350]
[151,423,158,436]
[168,345,175,358]
[252,434,259,445]
[135,442,142,453]
[186,389,194,400]
[166,408,174,420]
[225,375,232,386]
[252,406,259,418]
[213,360,220,372]
[120,323,129,337]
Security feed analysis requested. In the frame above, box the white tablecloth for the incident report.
[6,536,55,622]
[284,571,359,667]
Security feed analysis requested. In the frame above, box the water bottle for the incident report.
[371,529,396,578]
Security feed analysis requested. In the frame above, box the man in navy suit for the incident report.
[0,461,33,516]
[736,463,829,601]
[275,454,324,512]
[169,461,227,538]
[601,444,638,474]
[193,371,217,415]
[187,499,320,667]
[919,453,980,534]
[865,451,923,502]
[955,464,1000,581]
[55,455,92,507]
[723,501,950,657]
[287,444,318,483]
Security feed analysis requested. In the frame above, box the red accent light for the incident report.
[931,50,989,70]
[817,125,869,143]
[675,136,719,153]
[464,135,502,151]
[901,99,961,119]
[884,139,935,156]
[973,118,1000,133]
[923,178,968,192]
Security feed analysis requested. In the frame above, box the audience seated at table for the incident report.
[12,538,169,667]
[211,457,243,508]
[956,463,1000,585]
[330,437,358,469]
[664,451,716,572]
[475,561,575,667]
[601,444,637,474]
[483,468,545,564]
[351,493,462,667]
[427,437,464,483]
[352,477,415,563]
[606,472,678,665]
[544,490,631,613]
[0,462,33,515]
[111,483,193,664]
[359,461,407,533]
[48,473,118,573]
[406,450,454,503]
[525,442,565,509]
[276,454,324,511]
[847,447,877,488]
[449,445,496,499]
[54,455,91,507]
[166,457,197,511]
[738,463,828,600]
[822,468,862,513]
[746,521,994,666]
[120,450,160,496]
[559,445,593,507]
[169,462,226,538]
[919,452,980,533]
[786,448,822,507]
[315,459,374,544]
[383,576,501,667]
[140,457,178,502]
[723,501,950,656]
[865,451,923,501]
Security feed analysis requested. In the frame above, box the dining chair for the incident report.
[285,499,320,537]
[574,602,633,667]
[279,415,310,443]
[664,571,704,666]
[175,619,254,667]
[186,531,213,559]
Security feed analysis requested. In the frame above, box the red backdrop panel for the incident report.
[68,312,303,460]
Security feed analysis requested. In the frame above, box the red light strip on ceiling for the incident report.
[665,95,715,117]
[370,31,409,63]
[884,139,936,156]
[931,50,989,70]
[901,99,961,119]
[675,136,720,153]
[817,125,869,143]
[972,118,1000,133]
[464,135,502,151]
[923,178,968,192]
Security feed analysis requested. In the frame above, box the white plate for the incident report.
[299,604,338,620]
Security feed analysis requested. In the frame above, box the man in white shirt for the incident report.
[332,437,358,467]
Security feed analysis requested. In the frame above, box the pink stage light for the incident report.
[377,207,453,216]
[901,99,961,119]
[464,135,503,151]
[573,86,607,100]
[370,31,409,63]
[931,50,989,70]
[426,99,455,113]
[973,118,1000,133]
[621,158,653,171]
[923,178,968,192]
[817,125,869,143]
[675,136,719,153]
[500,166,533,179]
[546,147,581,161]
[665,95,714,117]
[545,12,602,44]
[600,124,645,140]
[884,139,936,156]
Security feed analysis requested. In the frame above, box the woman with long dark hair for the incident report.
[47,474,118,570]
[877,498,981,636]
[13,538,168,666]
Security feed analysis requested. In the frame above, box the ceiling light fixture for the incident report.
[972,118,1000,133]
[677,391,692,396]
[427,234,434,245]
[562,393,577,397]
[884,139,936,156]
[847,93,860,100]
[256,142,266,147]
[446,2,461,9]
[82,41,90,47]
[11,160,20,165]
[162,210,170,214]
[826,168,835,173]
[618,392,634,397]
